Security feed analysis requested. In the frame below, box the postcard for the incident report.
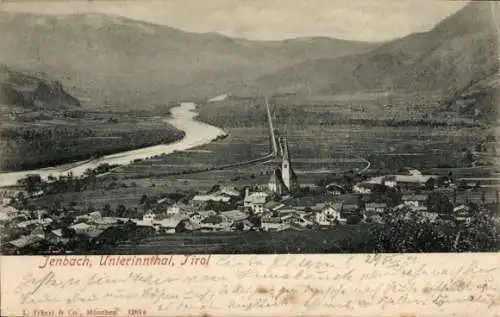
[0,0,499,316]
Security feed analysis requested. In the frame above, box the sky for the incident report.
[1,0,471,41]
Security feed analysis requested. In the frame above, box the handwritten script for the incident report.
[3,254,499,316]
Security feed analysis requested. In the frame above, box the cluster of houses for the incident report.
[0,161,495,254]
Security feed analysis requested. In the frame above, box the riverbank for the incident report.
[0,102,227,187]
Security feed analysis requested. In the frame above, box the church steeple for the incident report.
[280,136,298,192]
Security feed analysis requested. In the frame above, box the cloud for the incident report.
[2,0,469,41]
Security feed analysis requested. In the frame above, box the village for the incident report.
[1,133,498,255]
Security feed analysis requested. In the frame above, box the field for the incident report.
[90,224,376,255]
[26,95,498,211]
[0,109,184,171]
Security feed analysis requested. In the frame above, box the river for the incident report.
[0,102,227,187]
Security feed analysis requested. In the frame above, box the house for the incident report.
[94,217,122,228]
[47,229,70,245]
[365,203,387,213]
[192,194,231,203]
[287,213,313,227]
[364,211,385,224]
[381,176,397,188]
[222,209,248,222]
[325,184,346,196]
[220,187,240,197]
[421,211,439,223]
[88,211,102,221]
[200,215,232,232]
[402,194,427,207]
[30,225,46,238]
[188,211,215,224]
[367,169,435,189]
[154,218,182,233]
[263,200,283,212]
[4,235,45,254]
[314,203,342,226]
[16,218,53,229]
[353,183,373,194]
[143,211,156,222]
[261,216,290,232]
[51,229,64,238]
[81,228,105,240]
[166,204,180,215]
[70,222,94,234]
[232,219,254,231]
[0,206,21,219]
[342,204,359,213]
[135,211,156,227]
[453,204,472,224]
[243,189,268,214]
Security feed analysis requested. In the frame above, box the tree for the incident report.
[357,195,366,210]
[18,174,42,194]
[425,178,436,190]
[116,204,126,217]
[140,194,148,205]
[234,222,245,231]
[103,204,112,216]
[61,227,76,239]
[370,184,402,207]
[458,180,469,191]
[425,192,453,214]
[346,214,362,225]
[175,221,188,233]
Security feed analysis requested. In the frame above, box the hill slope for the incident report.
[0,65,80,110]
[256,2,498,105]
[0,11,376,109]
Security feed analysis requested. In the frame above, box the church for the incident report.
[268,136,299,196]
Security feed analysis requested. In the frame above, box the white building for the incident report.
[243,188,268,214]
[353,183,372,194]
[154,218,182,234]
[402,194,427,207]
[192,194,231,203]
[261,216,290,232]
[70,222,94,234]
[314,204,342,226]
[365,203,387,213]
[166,204,180,215]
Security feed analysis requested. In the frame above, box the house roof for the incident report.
[192,194,230,202]
[51,229,63,237]
[342,204,358,210]
[325,203,343,211]
[222,210,247,222]
[70,222,92,230]
[402,194,427,201]
[220,187,240,197]
[244,192,268,204]
[453,204,470,212]
[155,218,181,228]
[82,229,105,239]
[262,217,283,224]
[8,235,44,248]
[365,203,387,208]
[202,215,228,224]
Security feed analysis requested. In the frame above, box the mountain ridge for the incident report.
[255,1,498,107]
[0,10,378,108]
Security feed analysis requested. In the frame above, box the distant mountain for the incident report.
[257,2,498,105]
[0,11,377,109]
[0,65,80,109]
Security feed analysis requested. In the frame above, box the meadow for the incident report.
[26,95,497,211]
[0,111,184,171]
